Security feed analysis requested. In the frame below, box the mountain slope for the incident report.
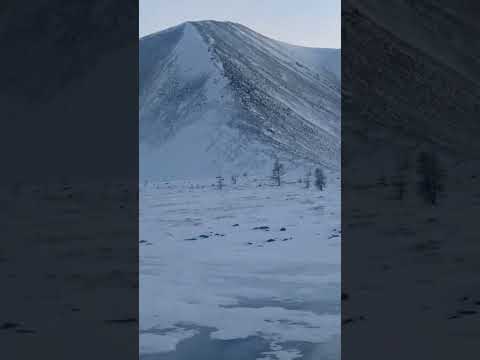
[140,21,340,180]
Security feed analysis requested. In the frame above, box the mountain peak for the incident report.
[182,20,243,28]
[140,21,340,180]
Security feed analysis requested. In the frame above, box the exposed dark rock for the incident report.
[105,317,137,324]
[252,226,269,231]
[457,310,477,315]
[0,322,21,330]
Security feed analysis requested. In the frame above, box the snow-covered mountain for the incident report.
[140,21,340,180]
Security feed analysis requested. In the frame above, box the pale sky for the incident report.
[139,0,340,48]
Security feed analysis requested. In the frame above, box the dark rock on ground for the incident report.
[1,322,21,330]
[457,310,477,315]
[105,317,137,324]
[253,226,269,231]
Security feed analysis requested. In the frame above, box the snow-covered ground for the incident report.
[140,174,340,359]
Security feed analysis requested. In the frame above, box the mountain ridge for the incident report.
[141,20,340,50]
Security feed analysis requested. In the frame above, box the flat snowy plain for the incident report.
[140,174,340,360]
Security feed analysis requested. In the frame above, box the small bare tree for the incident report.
[272,159,285,186]
[216,176,224,190]
[305,169,312,189]
[416,151,444,205]
[391,155,409,200]
[314,168,326,191]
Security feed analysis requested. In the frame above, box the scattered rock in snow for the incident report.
[253,226,270,231]
[104,318,137,324]
[342,315,365,325]
[457,309,477,315]
[1,322,21,330]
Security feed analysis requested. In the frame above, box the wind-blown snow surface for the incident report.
[140,175,340,359]
[140,21,340,180]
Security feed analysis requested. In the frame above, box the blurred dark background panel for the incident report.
[0,0,138,181]
[342,0,480,359]
[0,1,138,358]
